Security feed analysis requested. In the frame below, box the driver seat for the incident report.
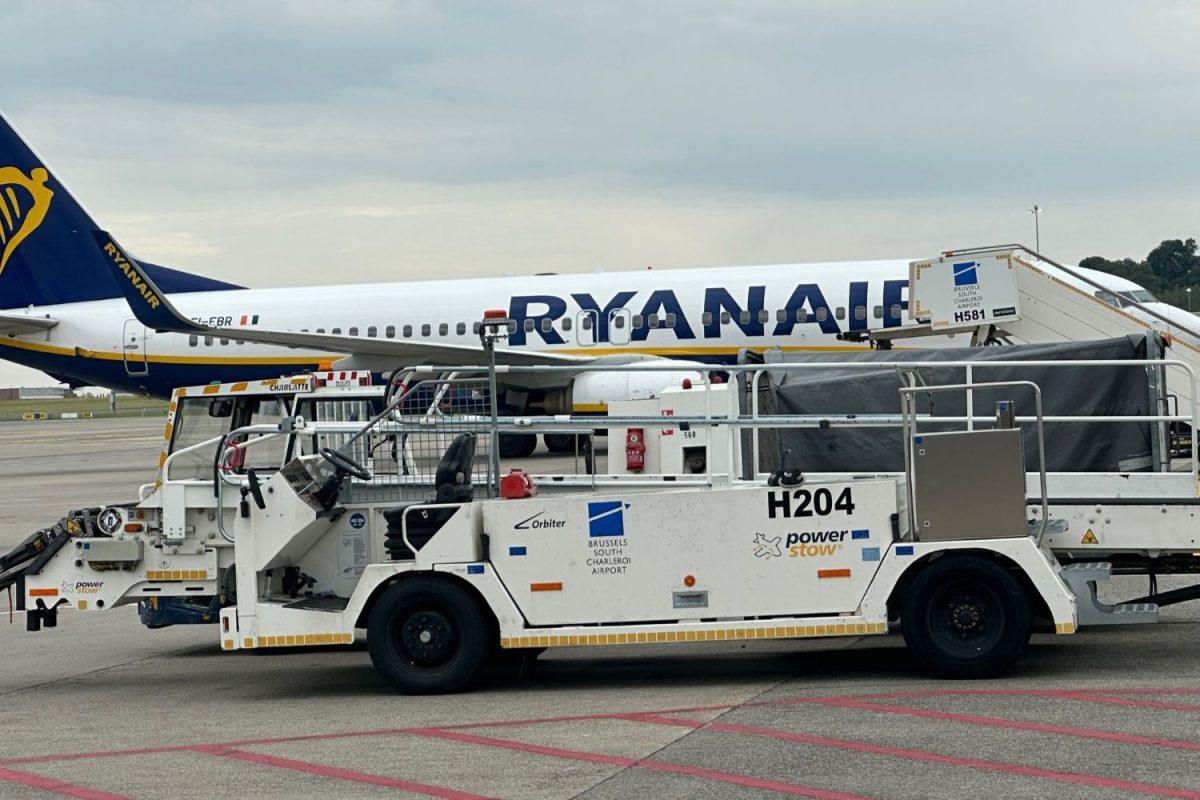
[383,433,477,560]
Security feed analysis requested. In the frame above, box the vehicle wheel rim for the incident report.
[928,579,1004,657]
[397,609,457,667]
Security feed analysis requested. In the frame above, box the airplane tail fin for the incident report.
[0,110,240,310]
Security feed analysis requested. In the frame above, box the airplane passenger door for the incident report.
[122,319,149,376]
[608,308,632,346]
[576,310,598,346]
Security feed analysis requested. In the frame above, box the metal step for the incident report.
[1061,562,1159,626]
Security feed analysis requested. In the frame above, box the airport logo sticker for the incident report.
[587,500,631,576]
[953,260,979,287]
[587,500,627,537]
[0,165,54,275]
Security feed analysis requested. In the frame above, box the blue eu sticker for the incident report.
[349,513,366,530]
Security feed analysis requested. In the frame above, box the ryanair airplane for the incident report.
[0,110,925,400]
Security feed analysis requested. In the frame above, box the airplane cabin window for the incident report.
[524,319,535,333]
[349,327,359,336]
[540,318,553,332]
[204,336,214,346]
[721,311,731,324]
[472,322,482,334]
[854,305,867,321]
[367,326,377,337]
[385,325,395,338]
[439,322,449,336]
[835,307,845,320]
[758,310,769,324]
[874,305,884,319]
[739,311,751,325]
[316,328,325,333]
[581,316,593,330]
[188,334,198,347]
[665,313,677,327]
[815,308,828,322]
[776,309,787,322]
[220,338,229,346]
[457,322,467,335]
[562,317,572,331]
[647,313,659,327]
[889,303,902,319]
[507,320,517,333]
[632,315,644,329]
[421,324,431,337]
[795,309,808,322]
[332,327,342,335]
[613,315,625,329]
[403,324,413,337]
[702,311,713,326]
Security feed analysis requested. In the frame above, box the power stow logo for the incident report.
[0,166,54,276]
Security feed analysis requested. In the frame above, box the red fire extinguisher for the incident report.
[626,428,645,472]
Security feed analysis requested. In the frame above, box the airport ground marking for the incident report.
[803,697,1200,752]
[2,682,1199,800]
[191,745,497,800]
[404,727,872,800]
[628,713,1200,799]
[0,765,132,800]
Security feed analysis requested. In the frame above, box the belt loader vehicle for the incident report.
[3,314,1198,692]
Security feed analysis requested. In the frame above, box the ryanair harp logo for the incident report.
[0,166,54,276]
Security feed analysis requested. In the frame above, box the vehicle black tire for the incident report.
[543,433,576,453]
[901,555,1031,679]
[498,433,538,459]
[367,576,491,694]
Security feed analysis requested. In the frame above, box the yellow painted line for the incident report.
[0,337,334,365]
[500,621,888,648]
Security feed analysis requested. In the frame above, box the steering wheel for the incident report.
[319,447,373,481]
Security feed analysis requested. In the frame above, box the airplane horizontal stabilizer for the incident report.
[92,228,588,368]
[0,311,57,336]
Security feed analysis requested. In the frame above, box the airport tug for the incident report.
[1,314,1081,693]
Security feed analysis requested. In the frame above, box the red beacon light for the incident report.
[681,378,692,390]
[483,308,508,320]
[499,468,536,499]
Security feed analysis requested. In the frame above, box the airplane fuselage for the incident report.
[0,259,917,396]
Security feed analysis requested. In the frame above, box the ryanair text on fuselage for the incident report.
[505,280,909,346]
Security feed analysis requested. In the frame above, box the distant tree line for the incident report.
[1080,238,1200,308]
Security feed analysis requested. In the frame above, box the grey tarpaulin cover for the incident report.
[742,336,1157,475]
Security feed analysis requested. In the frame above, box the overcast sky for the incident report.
[1,0,1198,386]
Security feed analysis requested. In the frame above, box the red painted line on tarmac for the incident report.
[193,745,496,800]
[1062,693,1200,712]
[631,714,1200,799]
[5,686,1198,769]
[808,697,1200,752]
[406,727,872,800]
[0,766,131,800]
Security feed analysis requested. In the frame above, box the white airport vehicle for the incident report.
[0,323,1089,691]
[5,306,1200,692]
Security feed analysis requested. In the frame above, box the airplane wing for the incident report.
[92,230,589,369]
[0,312,57,336]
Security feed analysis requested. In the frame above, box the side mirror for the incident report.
[208,398,234,418]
